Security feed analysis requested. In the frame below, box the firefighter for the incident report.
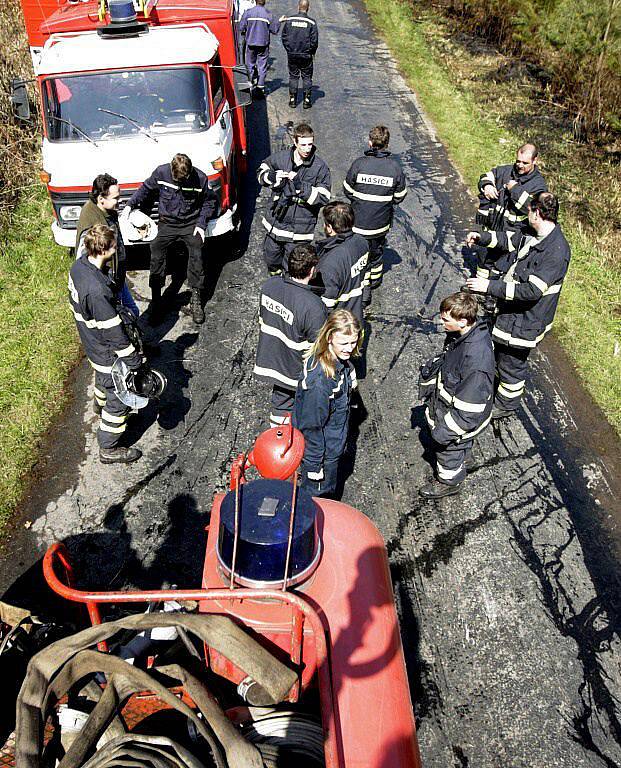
[475,143,547,281]
[293,310,362,497]
[343,126,407,304]
[124,153,218,326]
[75,174,140,317]
[466,191,571,419]
[280,0,318,109]
[238,0,280,98]
[315,201,369,322]
[418,292,495,499]
[254,244,327,428]
[257,122,331,275]
[68,225,144,464]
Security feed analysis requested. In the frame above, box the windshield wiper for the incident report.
[97,107,158,143]
[47,114,98,146]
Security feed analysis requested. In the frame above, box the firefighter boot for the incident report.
[191,289,205,324]
[303,90,312,109]
[491,404,516,420]
[100,446,143,464]
[419,479,462,499]
[289,91,297,108]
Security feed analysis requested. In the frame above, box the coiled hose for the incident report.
[15,612,302,768]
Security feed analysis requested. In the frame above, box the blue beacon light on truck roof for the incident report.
[98,0,148,37]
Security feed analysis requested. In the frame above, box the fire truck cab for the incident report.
[15,0,250,247]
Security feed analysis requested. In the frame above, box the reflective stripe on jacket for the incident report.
[254,275,327,389]
[68,256,142,373]
[258,148,331,241]
[127,163,218,230]
[422,319,495,445]
[239,4,280,47]
[293,355,354,474]
[343,149,407,237]
[281,12,318,56]
[315,231,369,321]
[477,164,547,232]
[479,225,571,348]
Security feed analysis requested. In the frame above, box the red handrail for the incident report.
[43,542,341,768]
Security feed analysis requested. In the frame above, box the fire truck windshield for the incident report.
[43,67,211,142]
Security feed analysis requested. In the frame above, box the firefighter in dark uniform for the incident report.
[475,142,547,280]
[254,244,327,427]
[419,292,495,499]
[238,0,280,97]
[68,225,144,464]
[124,153,218,325]
[293,310,362,497]
[466,192,571,418]
[315,201,369,322]
[343,125,407,304]
[257,122,331,275]
[280,0,318,109]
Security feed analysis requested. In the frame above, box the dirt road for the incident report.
[2,1,621,765]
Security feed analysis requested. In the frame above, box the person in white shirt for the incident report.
[236,0,256,20]
[235,0,256,63]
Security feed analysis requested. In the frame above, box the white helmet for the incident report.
[119,208,158,243]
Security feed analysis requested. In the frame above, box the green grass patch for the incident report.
[364,0,621,433]
[0,187,80,527]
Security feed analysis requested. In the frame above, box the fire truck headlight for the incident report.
[59,205,82,223]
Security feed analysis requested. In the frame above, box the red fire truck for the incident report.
[13,0,251,247]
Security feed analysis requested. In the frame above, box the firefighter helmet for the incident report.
[111,359,167,409]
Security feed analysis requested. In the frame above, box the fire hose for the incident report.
[15,612,303,768]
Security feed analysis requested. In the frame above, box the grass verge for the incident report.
[0,188,80,528]
[364,0,621,433]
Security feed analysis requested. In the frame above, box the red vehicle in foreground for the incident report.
[5,426,421,767]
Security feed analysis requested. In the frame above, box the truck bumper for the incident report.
[53,222,77,249]
[52,205,239,248]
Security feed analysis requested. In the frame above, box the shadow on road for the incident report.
[335,389,369,501]
[1,492,209,618]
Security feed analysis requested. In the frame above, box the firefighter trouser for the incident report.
[287,55,313,94]
[434,438,472,486]
[270,386,295,429]
[94,371,131,450]
[300,458,339,498]
[263,234,297,273]
[149,220,205,290]
[246,45,270,87]
[494,344,530,410]
[362,235,386,305]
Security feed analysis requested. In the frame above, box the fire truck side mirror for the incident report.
[10,79,31,122]
[232,64,253,108]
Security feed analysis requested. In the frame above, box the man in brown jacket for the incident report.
[76,174,139,316]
